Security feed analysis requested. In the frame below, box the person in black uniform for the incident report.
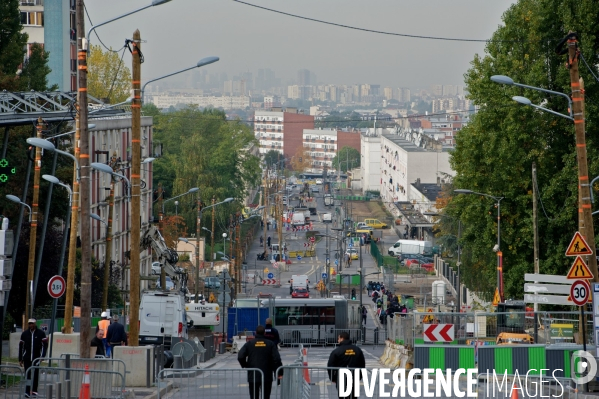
[91,329,107,357]
[106,314,128,357]
[19,318,48,397]
[238,325,282,399]
[263,318,280,348]
[327,331,366,399]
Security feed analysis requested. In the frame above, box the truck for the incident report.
[323,213,332,223]
[289,274,310,294]
[140,226,220,340]
[324,194,334,206]
[388,239,433,256]
[292,212,306,226]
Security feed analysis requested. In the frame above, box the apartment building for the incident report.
[89,116,155,297]
[20,0,76,91]
[254,109,314,157]
[360,128,382,194]
[301,128,361,172]
[151,94,251,110]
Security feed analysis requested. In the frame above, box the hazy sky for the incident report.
[85,0,515,89]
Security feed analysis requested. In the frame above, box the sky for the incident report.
[84,0,516,89]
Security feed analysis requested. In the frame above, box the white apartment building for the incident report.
[255,111,284,154]
[360,128,382,194]
[380,133,452,204]
[88,116,155,298]
[303,128,337,170]
[151,94,250,110]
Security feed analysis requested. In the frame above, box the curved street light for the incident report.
[26,138,80,181]
[91,162,132,198]
[6,195,32,222]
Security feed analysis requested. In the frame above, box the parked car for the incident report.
[315,179,323,184]
[151,262,161,275]
[205,276,221,289]
[364,218,388,229]
[291,288,310,298]
[311,186,320,193]
[345,248,359,260]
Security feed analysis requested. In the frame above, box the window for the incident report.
[21,11,43,26]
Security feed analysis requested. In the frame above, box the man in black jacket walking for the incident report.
[19,318,48,397]
[106,314,127,357]
[263,318,280,348]
[327,331,366,399]
[238,325,282,399]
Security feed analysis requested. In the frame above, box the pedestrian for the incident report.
[361,306,367,326]
[96,311,111,356]
[260,236,264,247]
[19,318,48,398]
[267,236,271,248]
[238,325,283,399]
[327,331,366,399]
[91,329,107,357]
[263,318,281,349]
[107,314,127,357]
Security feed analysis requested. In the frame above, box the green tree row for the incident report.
[438,0,599,300]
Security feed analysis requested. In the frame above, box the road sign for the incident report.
[525,274,570,284]
[322,273,328,279]
[524,293,572,306]
[297,255,302,260]
[570,280,590,306]
[550,324,574,339]
[423,324,454,342]
[492,288,501,306]
[567,256,594,279]
[47,275,66,299]
[262,278,277,285]
[310,236,315,243]
[264,268,269,274]
[273,262,279,269]
[348,241,353,247]
[267,272,274,279]
[565,231,593,256]
[209,293,216,303]
[524,283,571,295]
[334,259,339,266]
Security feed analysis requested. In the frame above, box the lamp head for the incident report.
[178,237,189,243]
[42,174,60,184]
[188,187,200,193]
[88,124,96,130]
[6,195,21,204]
[224,197,234,203]
[142,157,155,164]
[222,233,227,238]
[490,75,515,85]
[90,213,103,223]
[26,137,56,151]
[202,227,211,232]
[197,56,219,68]
[454,189,474,194]
[151,0,172,6]
[91,162,114,174]
[513,96,532,106]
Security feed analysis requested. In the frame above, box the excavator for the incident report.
[140,226,220,335]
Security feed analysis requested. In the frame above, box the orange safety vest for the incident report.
[98,319,110,338]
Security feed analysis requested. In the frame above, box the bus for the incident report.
[261,298,361,345]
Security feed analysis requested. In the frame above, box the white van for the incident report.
[292,212,305,226]
[289,274,310,294]
[139,291,190,349]
[388,240,433,256]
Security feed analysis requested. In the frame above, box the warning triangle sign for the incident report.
[492,288,501,306]
[565,231,593,256]
[566,256,594,280]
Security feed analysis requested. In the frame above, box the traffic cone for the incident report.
[79,365,91,399]
[511,381,519,399]
[302,347,311,384]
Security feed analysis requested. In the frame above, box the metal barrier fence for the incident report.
[0,364,25,399]
[281,328,365,347]
[25,366,125,399]
[157,368,265,399]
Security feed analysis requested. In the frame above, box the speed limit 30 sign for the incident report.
[47,275,66,299]
[570,279,590,306]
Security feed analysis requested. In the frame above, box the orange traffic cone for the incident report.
[511,381,519,399]
[302,348,311,384]
[79,365,91,399]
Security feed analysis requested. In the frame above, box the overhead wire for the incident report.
[231,0,559,44]
[83,4,121,53]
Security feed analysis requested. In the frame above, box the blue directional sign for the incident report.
[297,255,302,260]
[267,272,274,279]
[322,273,328,279]
[348,240,353,247]
[335,259,339,266]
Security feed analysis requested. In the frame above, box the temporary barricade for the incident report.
[25,365,125,399]
[478,344,546,376]
[281,328,364,347]
[414,345,475,371]
[157,368,265,399]
[0,364,24,399]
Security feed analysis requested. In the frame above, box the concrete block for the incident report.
[50,333,80,358]
[113,346,154,387]
[10,332,20,359]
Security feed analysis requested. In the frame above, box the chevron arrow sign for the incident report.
[423,324,454,342]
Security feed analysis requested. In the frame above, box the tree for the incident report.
[442,0,599,299]
[290,145,311,172]
[332,146,360,172]
[87,44,132,103]
[0,0,28,91]
[263,149,283,169]
[19,43,55,91]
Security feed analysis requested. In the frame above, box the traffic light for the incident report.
[351,289,356,300]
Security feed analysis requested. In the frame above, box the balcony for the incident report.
[20,0,43,5]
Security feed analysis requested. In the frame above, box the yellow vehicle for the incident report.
[496,332,534,345]
[364,218,388,229]
[345,248,359,260]
[347,230,372,244]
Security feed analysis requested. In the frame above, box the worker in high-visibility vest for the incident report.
[96,312,111,357]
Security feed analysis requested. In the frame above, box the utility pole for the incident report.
[101,158,115,311]
[157,183,163,231]
[195,195,202,303]
[235,212,241,295]
[76,0,91,358]
[263,174,268,258]
[532,162,539,312]
[566,36,598,283]
[24,118,44,327]
[129,29,142,347]
[211,197,215,262]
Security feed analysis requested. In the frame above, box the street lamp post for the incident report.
[202,227,213,260]
[454,189,503,301]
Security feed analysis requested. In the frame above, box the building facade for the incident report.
[151,94,250,110]
[254,109,314,157]
[360,129,382,194]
